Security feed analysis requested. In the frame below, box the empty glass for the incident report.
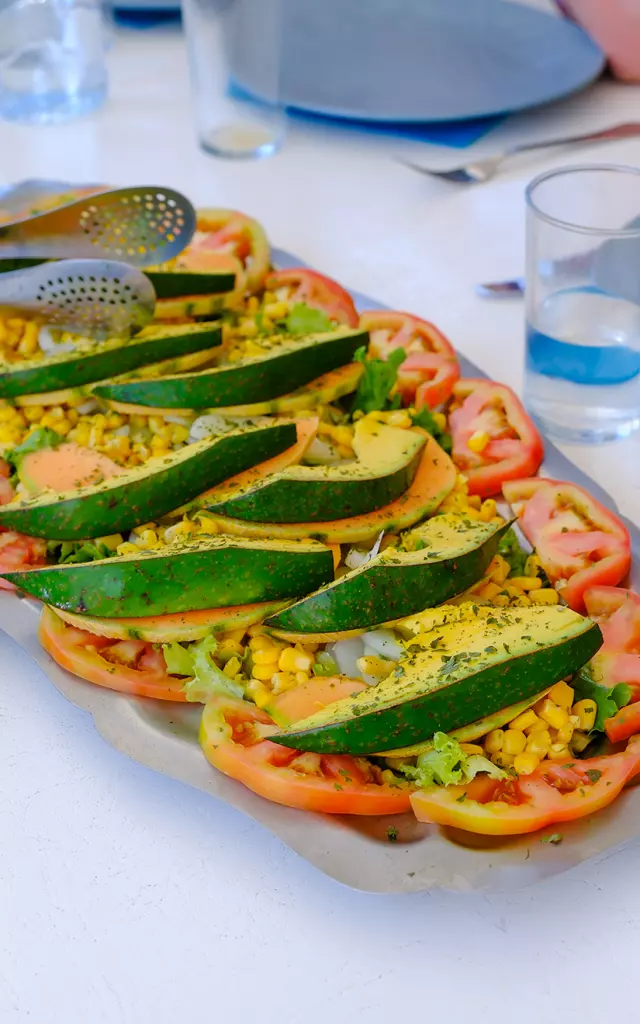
[181,0,286,159]
[525,164,640,442]
[0,0,107,125]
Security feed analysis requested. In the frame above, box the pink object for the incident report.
[556,0,640,81]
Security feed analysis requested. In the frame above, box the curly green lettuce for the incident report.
[163,635,244,702]
[396,732,507,788]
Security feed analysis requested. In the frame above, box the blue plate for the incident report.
[233,0,605,123]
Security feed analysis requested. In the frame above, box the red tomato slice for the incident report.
[0,458,15,506]
[584,586,640,702]
[199,695,413,815]
[359,311,460,409]
[449,379,544,497]
[0,516,47,590]
[503,479,632,613]
[266,268,359,327]
[185,209,270,294]
[411,737,640,835]
[38,607,187,701]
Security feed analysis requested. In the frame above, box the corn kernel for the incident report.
[386,410,412,429]
[139,529,158,549]
[278,647,313,673]
[547,743,571,761]
[491,751,514,768]
[556,721,575,745]
[218,639,245,662]
[489,555,511,584]
[171,424,190,445]
[331,425,355,447]
[524,716,546,735]
[513,752,540,776]
[571,730,592,754]
[511,594,531,607]
[538,699,569,731]
[504,585,525,600]
[524,554,541,577]
[357,655,393,678]
[459,743,485,756]
[116,542,141,556]
[492,594,510,607]
[572,698,597,732]
[476,581,503,601]
[245,679,272,706]
[224,656,242,679]
[468,495,482,511]
[248,634,270,650]
[467,430,490,453]
[503,729,527,755]
[252,662,277,682]
[195,514,219,535]
[432,411,447,432]
[271,671,297,694]
[484,729,504,754]
[526,730,552,757]
[548,680,575,710]
[509,576,543,592]
[252,647,280,666]
[508,709,538,732]
[479,498,498,522]
[295,671,310,685]
[529,588,560,605]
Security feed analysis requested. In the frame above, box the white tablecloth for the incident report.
[1,25,640,1024]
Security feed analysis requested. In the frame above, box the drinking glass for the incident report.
[525,164,640,442]
[181,0,286,159]
[0,0,107,125]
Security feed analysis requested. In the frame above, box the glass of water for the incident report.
[525,164,640,442]
[0,0,107,125]
[181,0,286,159]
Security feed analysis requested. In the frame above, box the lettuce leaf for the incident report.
[497,527,528,577]
[163,635,244,702]
[574,667,632,733]
[411,406,452,453]
[396,731,506,788]
[351,346,405,415]
[285,302,333,337]
[313,651,339,677]
[47,539,115,565]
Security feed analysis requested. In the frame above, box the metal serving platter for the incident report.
[1,182,639,893]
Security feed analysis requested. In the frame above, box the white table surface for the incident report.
[2,21,640,1024]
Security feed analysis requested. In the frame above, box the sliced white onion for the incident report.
[325,637,365,679]
[344,531,385,571]
[113,425,130,437]
[188,414,234,443]
[163,414,192,426]
[38,326,76,355]
[304,437,344,466]
[77,399,99,415]
[362,629,403,662]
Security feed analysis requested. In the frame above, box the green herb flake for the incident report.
[386,825,399,842]
[540,833,563,845]
[585,768,602,785]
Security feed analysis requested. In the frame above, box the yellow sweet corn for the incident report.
[548,680,575,710]
[502,729,527,755]
[245,679,272,707]
[508,576,543,592]
[526,730,552,757]
[271,671,298,694]
[218,639,245,662]
[278,647,314,673]
[572,699,597,732]
[224,656,242,679]
[467,430,490,453]
[537,699,569,731]
[508,709,538,732]
[252,647,280,666]
[251,662,277,682]
[571,731,592,754]
[529,589,560,605]
[459,743,485,756]
[488,555,511,584]
[547,743,571,761]
[484,729,504,754]
[479,498,498,522]
[513,752,540,776]
[116,541,140,556]
[491,751,514,769]
[357,655,393,678]
[524,553,542,577]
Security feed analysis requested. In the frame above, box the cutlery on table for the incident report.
[0,259,156,337]
[0,186,196,265]
[398,123,640,184]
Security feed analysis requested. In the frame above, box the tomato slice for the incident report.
[359,311,460,409]
[38,606,187,701]
[185,209,270,294]
[449,380,544,497]
[0,458,14,506]
[503,479,632,613]
[584,586,640,704]
[265,268,359,327]
[411,737,640,835]
[199,695,413,815]
[0,496,47,592]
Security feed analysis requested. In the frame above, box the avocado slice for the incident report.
[5,534,332,617]
[0,421,296,541]
[205,421,425,523]
[92,327,369,410]
[271,605,603,753]
[0,322,222,399]
[266,514,510,637]
[145,268,235,299]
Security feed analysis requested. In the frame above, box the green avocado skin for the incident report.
[5,542,334,617]
[145,270,236,298]
[0,323,222,398]
[266,524,508,633]
[0,422,296,541]
[92,329,368,410]
[208,450,423,523]
[272,624,603,754]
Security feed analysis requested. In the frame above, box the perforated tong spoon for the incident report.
[0,186,196,266]
[0,260,157,337]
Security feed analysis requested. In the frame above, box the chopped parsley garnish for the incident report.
[497,527,528,577]
[540,833,563,845]
[411,405,452,453]
[284,302,333,336]
[386,825,399,842]
[585,769,602,785]
[351,346,405,415]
